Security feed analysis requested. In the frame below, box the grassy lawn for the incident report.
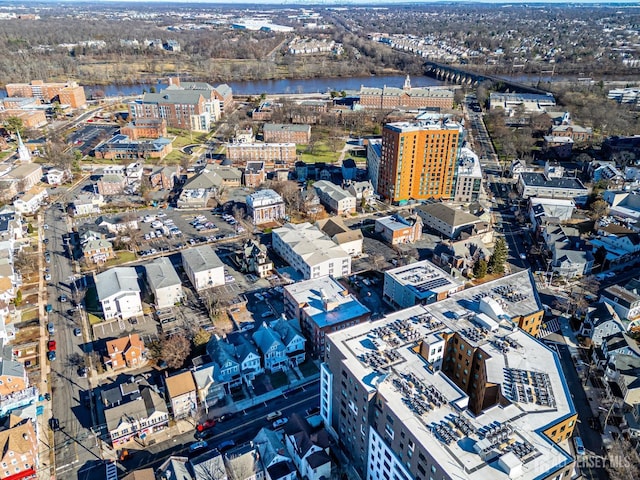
[103,250,137,267]
[20,308,39,323]
[270,371,289,389]
[299,359,319,378]
[167,129,208,149]
[298,142,341,164]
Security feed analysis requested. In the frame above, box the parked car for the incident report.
[189,441,209,454]
[47,351,56,361]
[59,295,67,303]
[47,340,56,352]
[47,322,55,334]
[73,328,82,337]
[254,293,264,301]
[272,417,289,429]
[261,311,274,318]
[78,367,88,378]
[44,273,51,281]
[266,411,282,421]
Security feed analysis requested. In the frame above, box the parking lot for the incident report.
[136,208,245,256]
[67,124,118,156]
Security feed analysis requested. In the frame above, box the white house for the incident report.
[181,245,225,291]
[95,267,143,320]
[272,222,351,280]
[13,186,48,214]
[46,168,69,185]
[72,193,105,216]
[144,257,184,309]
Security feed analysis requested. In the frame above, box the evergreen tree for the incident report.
[473,259,488,279]
[488,237,508,274]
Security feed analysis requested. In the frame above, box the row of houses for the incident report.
[94,246,226,321]
[149,415,330,480]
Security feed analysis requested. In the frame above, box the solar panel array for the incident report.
[503,368,556,408]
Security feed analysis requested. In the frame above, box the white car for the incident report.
[255,293,264,301]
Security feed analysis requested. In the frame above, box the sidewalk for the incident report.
[201,372,320,422]
[36,212,54,480]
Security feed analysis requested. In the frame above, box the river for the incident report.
[0,74,445,99]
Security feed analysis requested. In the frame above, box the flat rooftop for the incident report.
[285,275,370,328]
[329,270,574,480]
[386,259,463,297]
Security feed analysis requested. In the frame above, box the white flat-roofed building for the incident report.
[489,92,556,115]
[272,222,351,280]
[95,267,142,320]
[144,257,184,309]
[181,245,225,291]
[322,270,576,480]
[383,259,464,309]
[246,189,286,225]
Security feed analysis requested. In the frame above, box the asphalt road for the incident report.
[46,206,102,477]
[120,381,320,474]
[555,344,608,480]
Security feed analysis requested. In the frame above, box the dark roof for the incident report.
[342,158,356,169]
[520,172,587,190]
[306,450,331,469]
[267,460,296,480]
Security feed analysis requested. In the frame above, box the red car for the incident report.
[196,419,216,432]
[47,340,56,352]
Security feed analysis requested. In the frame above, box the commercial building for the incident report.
[374,213,423,245]
[5,163,42,191]
[263,123,311,144]
[144,257,184,309]
[94,134,173,161]
[358,76,454,110]
[321,271,574,480]
[95,267,143,321]
[5,79,86,108]
[246,189,286,225]
[489,92,556,115]
[273,222,351,280]
[181,245,225,291]
[284,275,370,357]
[383,259,464,309]
[378,119,463,203]
[516,172,589,203]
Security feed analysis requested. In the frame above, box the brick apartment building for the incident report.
[358,76,454,110]
[263,123,311,144]
[121,118,168,140]
[5,80,86,108]
[226,142,297,168]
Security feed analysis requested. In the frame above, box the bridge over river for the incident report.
[424,61,550,95]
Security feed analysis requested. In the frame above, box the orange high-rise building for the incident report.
[378,120,463,203]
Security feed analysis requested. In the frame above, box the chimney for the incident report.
[168,77,180,87]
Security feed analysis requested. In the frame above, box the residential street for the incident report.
[46,206,102,477]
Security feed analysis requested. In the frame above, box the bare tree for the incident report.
[606,436,640,480]
[161,333,192,369]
